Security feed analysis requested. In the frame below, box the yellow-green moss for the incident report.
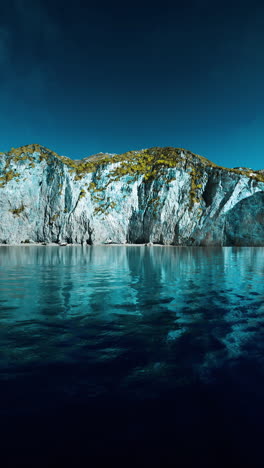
[93,198,117,216]
[2,144,264,183]
[189,167,204,207]
[0,169,20,187]
[93,206,105,215]
[79,189,86,199]
[9,203,25,216]
[49,213,59,224]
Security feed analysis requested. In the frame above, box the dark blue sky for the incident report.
[1,0,264,168]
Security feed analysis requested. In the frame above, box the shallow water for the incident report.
[0,246,264,467]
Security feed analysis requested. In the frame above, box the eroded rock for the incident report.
[0,144,263,245]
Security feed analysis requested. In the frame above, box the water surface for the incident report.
[0,246,264,467]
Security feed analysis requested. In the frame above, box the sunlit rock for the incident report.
[0,143,263,245]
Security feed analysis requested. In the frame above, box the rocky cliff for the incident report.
[0,144,263,245]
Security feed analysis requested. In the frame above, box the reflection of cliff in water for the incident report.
[1,246,264,394]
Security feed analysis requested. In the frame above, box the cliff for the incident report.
[0,144,263,245]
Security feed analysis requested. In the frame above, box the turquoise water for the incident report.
[0,246,264,467]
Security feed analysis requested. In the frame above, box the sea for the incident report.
[0,246,264,467]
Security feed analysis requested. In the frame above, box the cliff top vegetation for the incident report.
[1,143,263,183]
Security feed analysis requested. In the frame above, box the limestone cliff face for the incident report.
[0,144,263,245]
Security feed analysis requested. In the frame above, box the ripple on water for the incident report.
[0,246,264,396]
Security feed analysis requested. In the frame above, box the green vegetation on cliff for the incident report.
[9,203,25,216]
[1,144,264,191]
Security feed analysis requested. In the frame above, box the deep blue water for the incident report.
[1,246,264,467]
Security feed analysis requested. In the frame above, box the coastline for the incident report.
[0,242,167,247]
[0,243,261,248]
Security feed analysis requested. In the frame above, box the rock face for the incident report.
[0,144,263,245]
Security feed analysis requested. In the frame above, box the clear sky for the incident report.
[1,0,264,168]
